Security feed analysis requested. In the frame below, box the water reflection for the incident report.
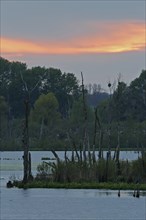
[83,189,146,198]
[1,188,146,220]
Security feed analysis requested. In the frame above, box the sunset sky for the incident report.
[1,1,146,89]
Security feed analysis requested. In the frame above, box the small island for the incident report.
[1,58,146,191]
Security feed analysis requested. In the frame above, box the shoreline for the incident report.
[12,181,146,190]
[0,148,142,152]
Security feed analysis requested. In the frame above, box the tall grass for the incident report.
[36,153,146,184]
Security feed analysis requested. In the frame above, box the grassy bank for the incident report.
[13,180,146,190]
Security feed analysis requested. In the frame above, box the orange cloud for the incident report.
[1,21,145,56]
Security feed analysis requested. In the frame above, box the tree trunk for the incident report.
[28,152,32,179]
[92,108,97,162]
[98,130,103,159]
[23,100,29,183]
[81,72,88,162]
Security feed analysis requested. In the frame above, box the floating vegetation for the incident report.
[41,157,56,161]
[0,157,22,160]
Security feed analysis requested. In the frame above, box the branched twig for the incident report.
[20,72,28,92]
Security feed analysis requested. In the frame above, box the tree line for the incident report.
[0,57,146,151]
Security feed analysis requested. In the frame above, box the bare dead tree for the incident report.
[20,71,30,183]
[20,72,41,183]
[96,110,103,160]
[22,99,30,183]
[81,72,88,162]
[107,80,115,159]
[93,106,103,161]
[113,75,123,175]
[67,132,80,162]
[92,107,97,162]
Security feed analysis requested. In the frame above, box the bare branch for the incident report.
[20,72,28,92]
[30,80,41,94]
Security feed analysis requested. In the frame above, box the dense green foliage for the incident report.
[0,57,80,118]
[0,57,146,151]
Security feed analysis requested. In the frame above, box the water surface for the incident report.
[0,151,146,220]
[1,188,146,220]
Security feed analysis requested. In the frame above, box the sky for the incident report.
[1,0,146,90]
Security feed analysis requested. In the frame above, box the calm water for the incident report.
[0,151,146,220]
